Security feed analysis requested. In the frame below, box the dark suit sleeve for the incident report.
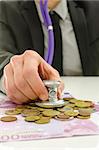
[0,1,18,77]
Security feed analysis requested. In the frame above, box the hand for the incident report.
[3,50,64,104]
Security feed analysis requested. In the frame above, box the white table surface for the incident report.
[0,77,99,150]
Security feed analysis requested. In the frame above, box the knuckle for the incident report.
[24,50,31,56]
[24,50,40,59]
[32,51,39,57]
[10,55,19,64]
[24,50,37,56]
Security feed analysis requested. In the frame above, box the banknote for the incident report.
[0,92,99,142]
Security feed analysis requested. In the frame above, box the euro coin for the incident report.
[35,117,50,124]
[57,113,70,119]
[55,113,71,121]
[28,102,37,106]
[57,107,73,112]
[37,107,46,112]
[1,116,17,122]
[42,110,60,117]
[77,115,90,119]
[55,116,73,121]
[5,109,21,115]
[25,116,40,122]
[83,100,94,107]
[73,106,79,110]
[78,108,93,116]
[75,101,92,108]
[25,106,38,109]
[65,103,75,108]
[69,99,78,104]
[64,110,79,117]
[63,97,74,101]
[22,109,40,117]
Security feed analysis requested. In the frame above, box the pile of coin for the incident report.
[0,98,95,124]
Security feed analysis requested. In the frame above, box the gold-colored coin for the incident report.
[5,109,22,115]
[64,110,79,117]
[77,115,90,119]
[69,99,78,104]
[57,107,73,112]
[55,116,73,121]
[65,103,75,108]
[73,106,79,110]
[55,113,71,121]
[63,97,74,101]
[35,117,50,124]
[28,102,37,107]
[16,105,26,109]
[1,116,17,122]
[75,101,92,108]
[57,113,70,119]
[78,108,93,116]
[83,100,94,107]
[37,107,46,112]
[25,106,37,109]
[25,116,40,122]
[42,110,60,117]
[22,109,40,117]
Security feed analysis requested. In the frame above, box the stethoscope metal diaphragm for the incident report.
[35,80,65,108]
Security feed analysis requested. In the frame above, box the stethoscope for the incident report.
[40,0,54,65]
[36,0,65,108]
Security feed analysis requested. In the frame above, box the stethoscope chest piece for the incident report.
[35,80,65,108]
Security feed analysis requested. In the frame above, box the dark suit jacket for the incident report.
[0,0,99,77]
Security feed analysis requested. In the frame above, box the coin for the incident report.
[78,108,93,116]
[35,117,50,124]
[1,116,17,122]
[73,106,79,110]
[42,110,60,117]
[63,97,74,101]
[55,113,72,121]
[65,103,75,108]
[37,107,46,112]
[5,109,22,115]
[25,116,40,122]
[64,110,79,117]
[69,99,78,104]
[57,107,73,112]
[55,116,73,121]
[75,101,92,108]
[57,113,70,119]
[77,115,90,119]
[22,109,40,117]
[83,100,94,107]
[25,106,38,109]
[28,102,37,107]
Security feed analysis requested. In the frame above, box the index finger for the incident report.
[23,54,48,101]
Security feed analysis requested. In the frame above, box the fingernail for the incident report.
[39,94,48,101]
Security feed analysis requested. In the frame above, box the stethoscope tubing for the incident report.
[40,0,54,65]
